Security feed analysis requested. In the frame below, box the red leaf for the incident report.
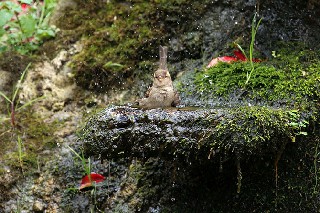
[207,56,238,68]
[79,173,105,190]
[207,49,263,68]
[233,50,247,61]
[219,56,238,62]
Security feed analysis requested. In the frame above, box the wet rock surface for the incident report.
[82,106,221,160]
[82,105,297,162]
[81,105,319,212]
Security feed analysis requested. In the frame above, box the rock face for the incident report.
[56,0,320,93]
[82,105,297,162]
[80,105,318,212]
[83,106,220,160]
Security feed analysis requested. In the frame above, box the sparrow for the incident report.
[137,46,180,108]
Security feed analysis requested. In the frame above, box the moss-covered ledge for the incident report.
[81,105,311,163]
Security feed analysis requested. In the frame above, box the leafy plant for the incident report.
[67,145,105,212]
[287,110,308,142]
[0,0,58,54]
[194,42,320,106]
[67,145,92,177]
[67,145,105,186]
[235,13,262,85]
[67,144,106,212]
[0,63,45,127]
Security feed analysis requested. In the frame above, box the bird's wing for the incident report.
[145,86,152,98]
[171,91,181,107]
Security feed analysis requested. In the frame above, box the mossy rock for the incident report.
[80,105,318,212]
[177,42,320,109]
[54,0,212,91]
[81,105,312,162]
[79,41,320,212]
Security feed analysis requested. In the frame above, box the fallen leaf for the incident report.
[79,173,106,190]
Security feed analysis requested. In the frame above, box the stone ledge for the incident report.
[81,105,303,162]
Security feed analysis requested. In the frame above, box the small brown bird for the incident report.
[137,46,180,108]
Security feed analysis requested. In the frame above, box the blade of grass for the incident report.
[17,135,25,174]
[67,144,83,160]
[67,144,91,176]
[245,13,262,85]
[0,91,12,103]
[12,62,31,103]
[235,43,248,60]
[38,0,46,27]
[16,95,46,111]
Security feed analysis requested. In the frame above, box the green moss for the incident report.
[54,0,211,91]
[0,109,60,172]
[0,51,34,76]
[66,2,160,91]
[193,42,320,107]
[207,106,306,157]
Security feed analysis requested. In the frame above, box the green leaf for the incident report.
[39,11,52,27]
[299,132,308,136]
[5,20,20,30]
[103,61,124,69]
[0,91,12,103]
[19,14,37,37]
[45,0,56,11]
[0,46,8,53]
[302,120,309,125]
[12,62,31,103]
[0,28,7,37]
[16,96,46,111]
[289,122,299,127]
[36,28,55,40]
[2,2,22,13]
[235,44,247,59]
[0,9,14,27]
